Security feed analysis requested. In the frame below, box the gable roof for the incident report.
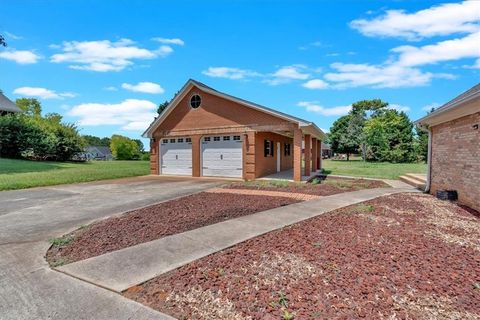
[86,146,112,156]
[0,92,22,113]
[143,79,325,139]
[415,83,480,126]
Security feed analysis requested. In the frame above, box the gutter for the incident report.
[424,127,432,193]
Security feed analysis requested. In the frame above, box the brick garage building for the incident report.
[143,79,325,182]
[416,83,479,211]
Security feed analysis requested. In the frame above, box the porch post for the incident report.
[191,134,201,177]
[293,127,302,182]
[304,134,311,177]
[311,137,318,172]
[318,140,322,171]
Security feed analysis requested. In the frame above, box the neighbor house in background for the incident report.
[81,146,113,161]
[0,92,22,115]
[322,142,332,158]
[416,83,479,211]
[143,79,325,182]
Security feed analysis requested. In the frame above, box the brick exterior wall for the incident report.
[430,111,480,211]
[254,132,294,178]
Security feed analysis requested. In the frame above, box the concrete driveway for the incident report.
[0,176,222,320]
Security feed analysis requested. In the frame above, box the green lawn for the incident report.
[322,159,427,180]
[0,158,150,191]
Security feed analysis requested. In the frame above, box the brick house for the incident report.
[143,79,325,182]
[416,83,479,211]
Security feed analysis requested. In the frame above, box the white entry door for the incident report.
[160,137,192,175]
[202,135,243,178]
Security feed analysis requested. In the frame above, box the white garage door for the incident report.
[160,137,192,175]
[202,135,243,178]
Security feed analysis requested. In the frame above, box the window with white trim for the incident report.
[204,137,211,142]
[233,135,241,141]
[170,138,175,143]
[223,136,230,141]
[186,138,192,143]
[177,138,184,143]
[162,139,168,144]
[214,136,220,141]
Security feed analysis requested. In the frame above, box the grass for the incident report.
[0,158,150,191]
[322,159,427,180]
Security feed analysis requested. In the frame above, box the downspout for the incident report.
[424,127,432,193]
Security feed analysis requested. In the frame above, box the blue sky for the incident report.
[1,0,479,147]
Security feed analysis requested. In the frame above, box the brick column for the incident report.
[318,140,322,171]
[311,137,318,172]
[150,138,159,175]
[191,134,202,177]
[293,128,302,182]
[304,134,311,177]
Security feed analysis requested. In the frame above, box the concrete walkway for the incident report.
[0,176,222,320]
[58,186,417,293]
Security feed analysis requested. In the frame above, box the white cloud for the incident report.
[324,62,438,88]
[389,104,410,113]
[202,67,261,80]
[152,37,185,46]
[298,101,352,116]
[68,99,157,131]
[13,87,76,99]
[104,86,118,91]
[265,65,311,85]
[0,49,40,64]
[393,32,480,67]
[121,82,164,94]
[302,79,329,89]
[350,1,480,41]
[50,38,176,72]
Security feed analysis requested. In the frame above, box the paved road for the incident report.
[0,176,222,320]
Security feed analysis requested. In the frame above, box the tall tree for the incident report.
[110,135,140,160]
[364,109,415,162]
[329,115,359,160]
[16,98,42,116]
[157,101,169,114]
[0,34,6,47]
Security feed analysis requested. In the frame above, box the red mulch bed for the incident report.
[46,192,299,266]
[124,193,480,319]
[228,177,389,196]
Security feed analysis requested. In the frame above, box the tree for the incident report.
[329,115,359,160]
[83,135,111,147]
[0,34,6,47]
[157,101,169,114]
[414,107,435,162]
[363,109,415,162]
[133,139,144,153]
[16,98,42,116]
[0,99,84,160]
[110,135,140,160]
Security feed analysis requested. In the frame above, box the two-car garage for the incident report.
[159,135,243,178]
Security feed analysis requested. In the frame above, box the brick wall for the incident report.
[430,111,480,211]
[255,132,293,178]
[158,87,291,132]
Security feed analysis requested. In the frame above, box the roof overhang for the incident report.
[415,85,480,127]
[143,79,326,140]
